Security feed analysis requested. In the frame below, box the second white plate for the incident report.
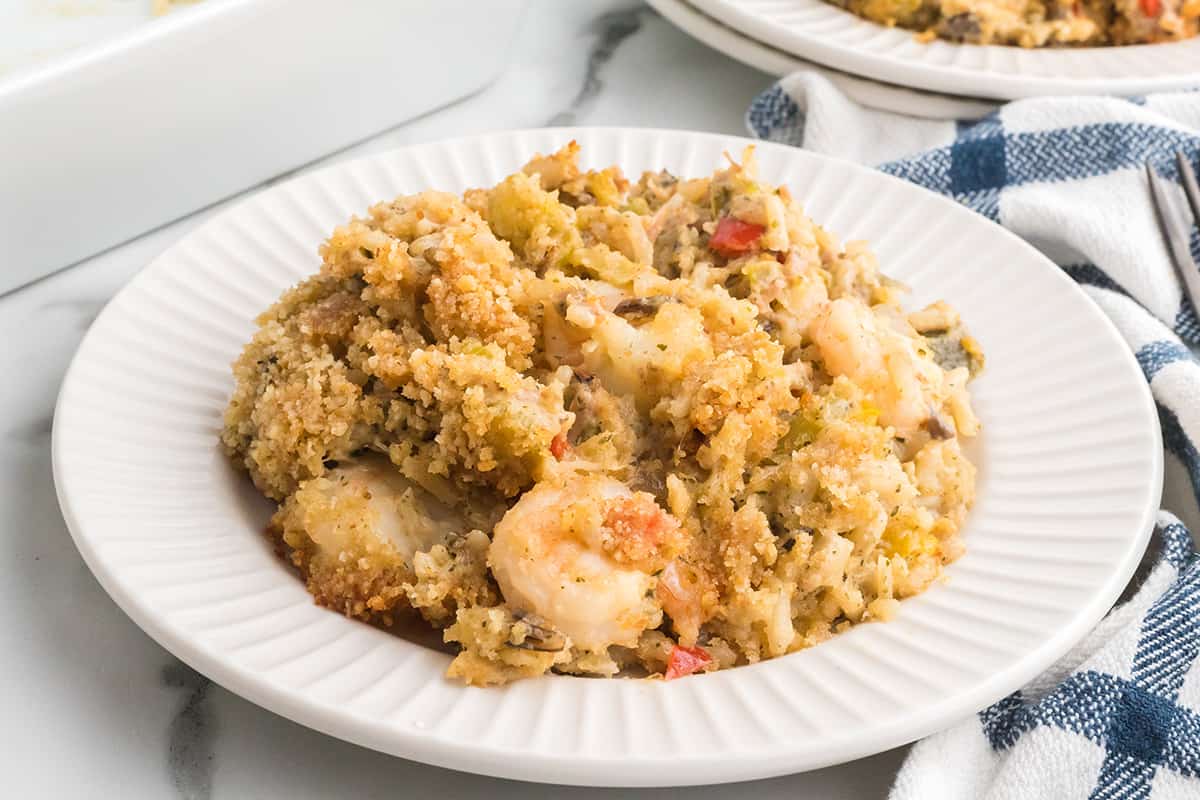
[53,127,1161,786]
[649,0,999,120]
[689,0,1200,100]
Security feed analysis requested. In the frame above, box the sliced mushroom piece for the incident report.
[559,190,596,208]
[924,410,955,440]
[613,295,671,322]
[938,12,982,43]
[924,329,984,375]
[508,614,568,652]
[651,226,682,278]
[565,373,603,444]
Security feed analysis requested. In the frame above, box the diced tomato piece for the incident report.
[709,217,765,257]
[602,495,682,567]
[550,432,570,460]
[1141,0,1161,15]
[664,644,712,680]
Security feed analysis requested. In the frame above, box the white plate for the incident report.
[688,0,1200,100]
[648,0,999,120]
[53,127,1162,786]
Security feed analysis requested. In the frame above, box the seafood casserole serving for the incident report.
[829,0,1200,46]
[221,144,983,686]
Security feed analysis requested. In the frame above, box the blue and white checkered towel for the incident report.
[747,74,1200,799]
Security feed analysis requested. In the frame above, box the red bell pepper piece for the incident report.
[550,432,570,460]
[709,217,765,257]
[664,644,712,680]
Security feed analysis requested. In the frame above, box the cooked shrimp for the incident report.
[810,298,943,436]
[271,455,471,622]
[301,457,464,562]
[573,297,713,412]
[488,474,683,651]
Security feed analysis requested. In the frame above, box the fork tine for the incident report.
[1177,152,1200,229]
[1147,162,1189,264]
[1148,160,1200,317]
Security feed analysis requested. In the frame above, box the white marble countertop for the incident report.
[0,1,904,795]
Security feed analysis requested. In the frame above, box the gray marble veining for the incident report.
[164,662,216,800]
[37,298,107,330]
[548,5,651,126]
[0,2,904,797]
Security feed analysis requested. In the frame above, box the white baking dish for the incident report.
[0,0,526,294]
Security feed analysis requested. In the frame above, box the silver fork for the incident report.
[1147,153,1200,315]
